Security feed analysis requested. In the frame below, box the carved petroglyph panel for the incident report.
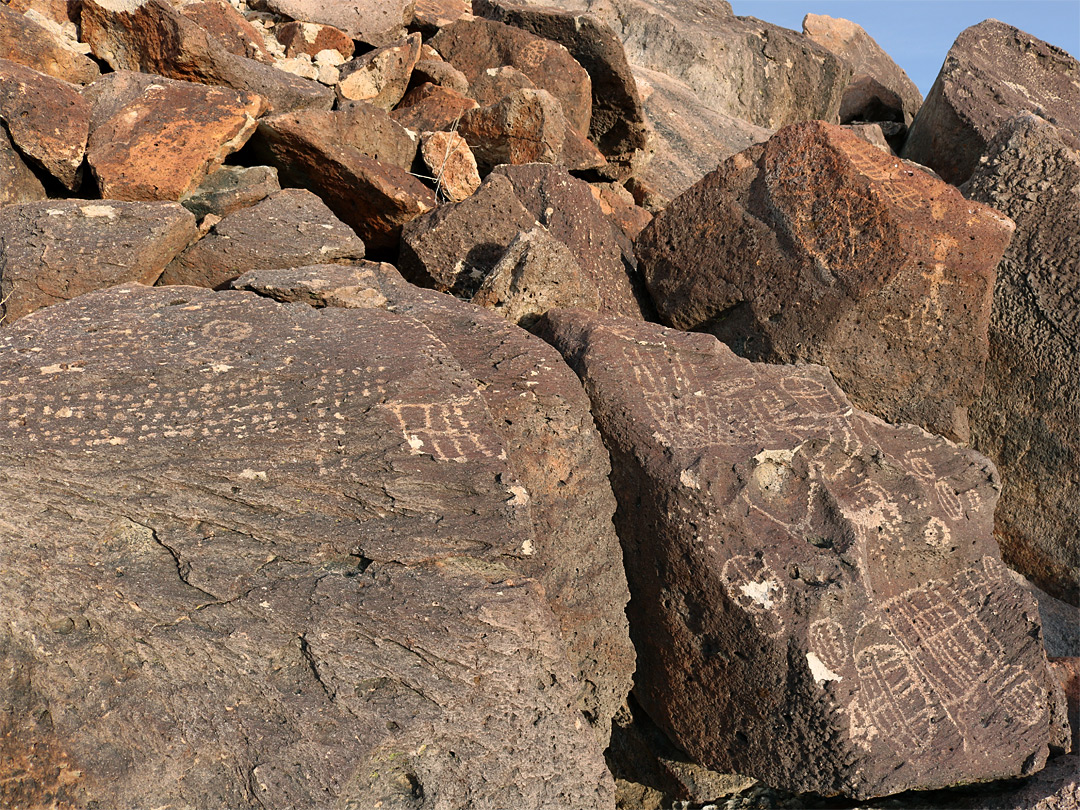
[809,618,849,674]
[852,641,944,754]
[382,397,503,463]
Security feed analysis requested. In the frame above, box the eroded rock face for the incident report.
[0,128,47,205]
[265,0,415,45]
[0,201,197,323]
[0,282,617,809]
[336,33,422,110]
[0,3,100,85]
[537,308,1068,799]
[902,20,1080,185]
[637,121,1015,442]
[963,114,1080,606]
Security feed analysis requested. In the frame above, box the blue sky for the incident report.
[731,1,1080,96]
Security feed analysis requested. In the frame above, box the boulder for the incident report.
[636,121,1015,442]
[230,262,636,739]
[467,64,536,108]
[81,0,334,113]
[0,128,47,205]
[458,87,605,173]
[589,181,652,241]
[180,164,281,220]
[430,17,592,138]
[902,20,1080,185]
[473,0,650,175]
[0,3,99,84]
[251,109,435,253]
[0,58,90,189]
[0,201,197,323]
[159,188,365,289]
[275,21,354,60]
[176,0,270,62]
[390,82,479,132]
[802,13,922,126]
[411,56,470,95]
[0,281,618,809]
[263,104,418,170]
[87,79,268,201]
[536,308,1069,799]
[264,0,414,46]
[962,114,1080,606]
[412,0,470,34]
[418,130,481,203]
[336,33,422,110]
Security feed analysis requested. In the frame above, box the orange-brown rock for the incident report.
[176,0,270,62]
[0,127,47,205]
[458,88,604,173]
[0,58,89,189]
[276,20,354,60]
[590,181,652,240]
[467,64,535,108]
[391,82,479,132]
[637,121,1015,442]
[431,17,592,138]
[0,201,197,323]
[412,0,469,34]
[264,0,414,46]
[87,80,268,201]
[411,56,469,95]
[419,130,481,203]
[336,33,422,110]
[0,4,99,84]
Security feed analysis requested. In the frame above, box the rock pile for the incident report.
[0,0,1077,808]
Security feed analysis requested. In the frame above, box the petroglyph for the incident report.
[383,398,503,462]
[809,618,850,674]
[721,555,786,636]
[852,641,942,753]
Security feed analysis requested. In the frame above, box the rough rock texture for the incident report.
[468,64,536,108]
[336,33,422,110]
[413,0,470,34]
[902,20,1080,186]
[159,188,365,289]
[473,0,650,175]
[0,201,197,323]
[252,109,435,253]
[411,56,469,95]
[962,114,1080,606]
[265,0,415,45]
[537,308,1068,799]
[0,3,100,84]
[637,121,1015,442]
[81,0,334,113]
[802,13,922,126]
[491,163,650,319]
[229,262,636,739]
[265,104,419,170]
[0,282,618,809]
[0,58,89,189]
[176,0,270,62]
[590,181,651,241]
[0,128,47,205]
[87,80,267,201]
[180,164,281,220]
[574,0,850,130]
[430,17,592,137]
[391,82,479,132]
[632,64,772,199]
[82,69,163,131]
[275,20,354,60]
[471,226,601,326]
[418,130,481,203]
[458,87,605,172]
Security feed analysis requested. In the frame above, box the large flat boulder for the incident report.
[962,114,1080,606]
[0,281,621,809]
[537,308,1068,799]
[0,200,197,323]
[902,20,1080,185]
[636,121,1015,442]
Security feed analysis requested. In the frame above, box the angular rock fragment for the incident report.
[176,0,270,62]
[0,282,617,809]
[458,87,605,173]
[265,0,414,46]
[590,181,652,240]
[418,130,481,202]
[0,3,100,84]
[963,114,1080,606]
[802,13,922,126]
[180,164,281,220]
[0,58,89,189]
[467,64,536,108]
[230,261,636,738]
[391,82,478,132]
[87,80,268,201]
[252,109,434,252]
[0,128,47,205]
[431,17,592,137]
[412,0,470,34]
[81,0,334,113]
[637,121,1015,441]
[0,201,197,323]
[537,308,1068,799]
[411,56,469,95]
[471,227,600,326]
[473,0,650,175]
[902,20,1080,185]
[336,33,422,110]
[159,188,365,289]
[264,104,418,170]
[276,20,353,60]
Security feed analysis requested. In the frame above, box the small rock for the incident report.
[418,130,481,202]
[275,20,354,60]
[264,0,415,46]
[336,32,422,110]
[180,164,281,220]
[391,82,479,132]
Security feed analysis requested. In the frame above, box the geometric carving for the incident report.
[383,397,502,462]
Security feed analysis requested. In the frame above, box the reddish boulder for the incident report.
[430,17,592,138]
[275,21,354,60]
[537,308,1069,799]
[159,188,365,289]
[176,0,270,62]
[467,64,536,109]
[637,121,1015,442]
[963,114,1080,605]
[590,181,652,241]
[0,4,99,85]
[0,58,89,189]
[0,128,47,205]
[87,80,268,201]
[390,82,478,132]
[264,0,414,46]
[336,33,422,110]
[902,20,1080,185]
[412,0,469,34]
[0,201,197,323]
[411,55,470,95]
